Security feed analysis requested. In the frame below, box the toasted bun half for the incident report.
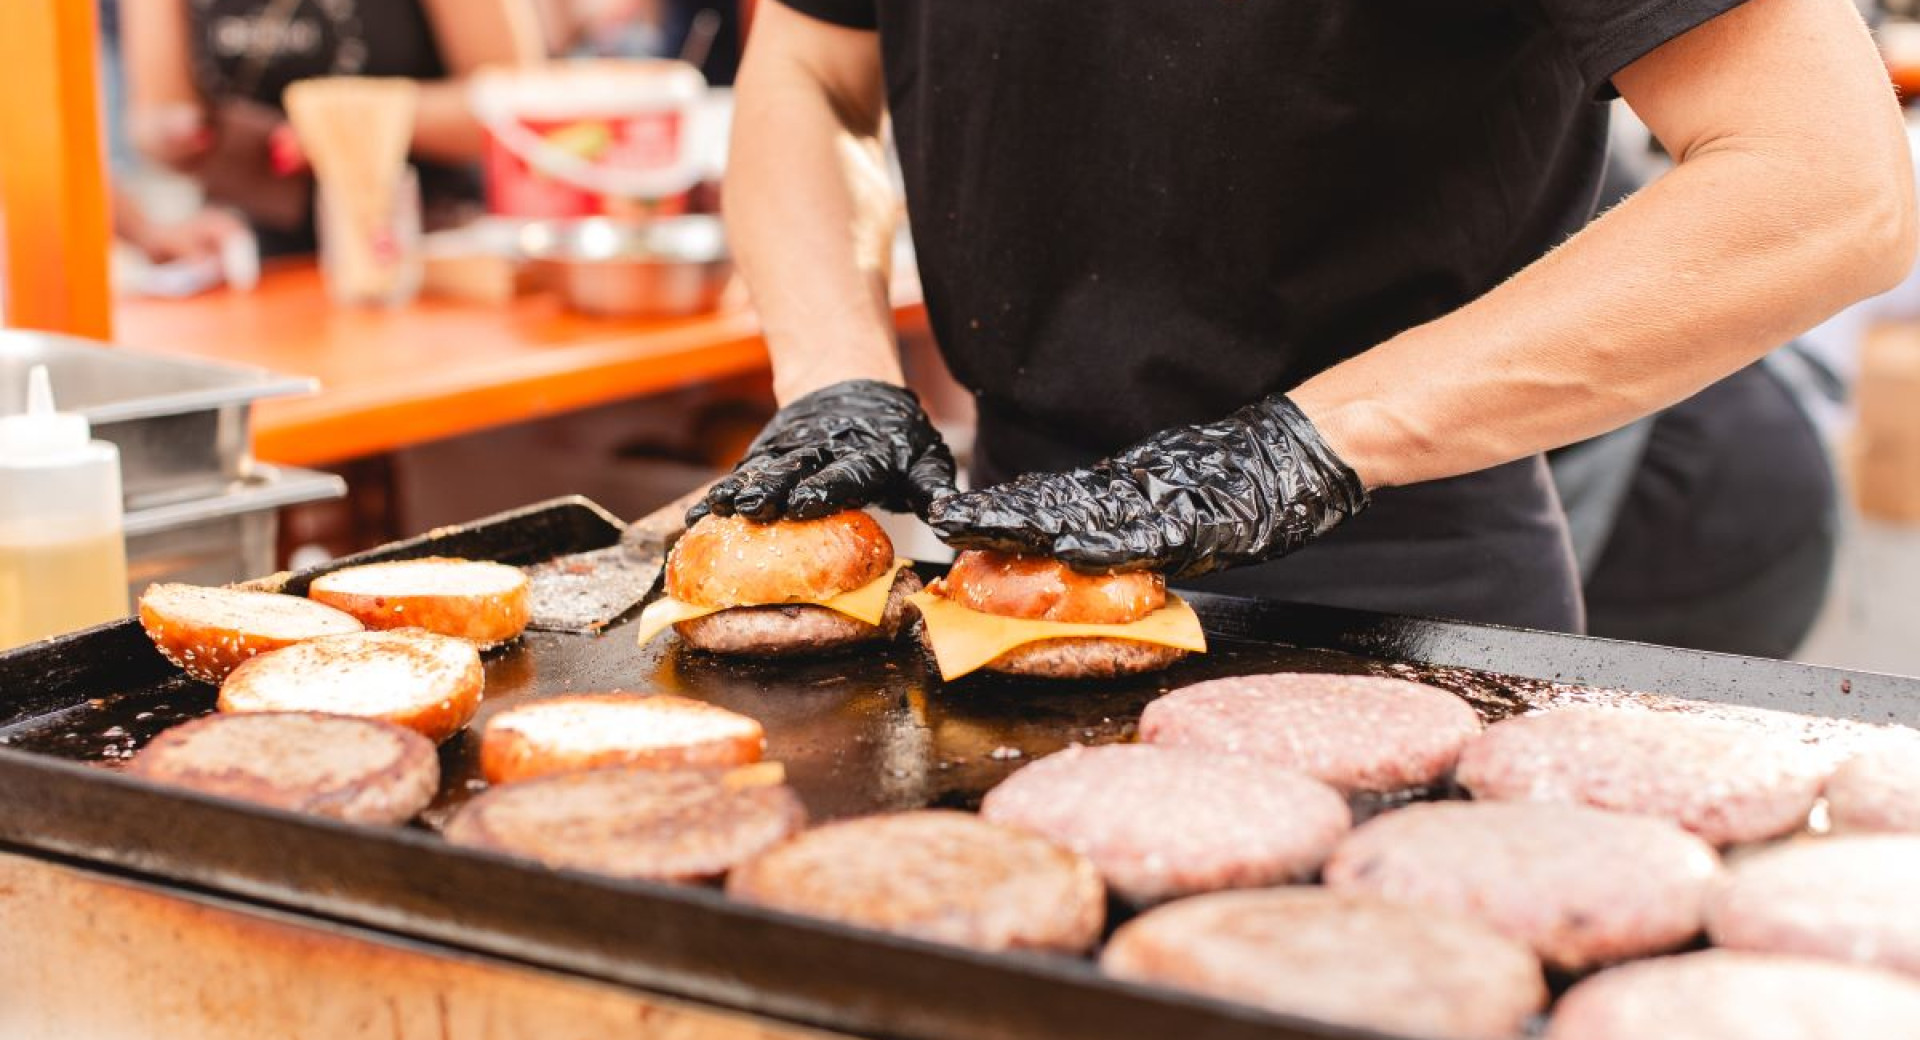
[479,692,765,785]
[127,711,438,825]
[666,511,893,608]
[139,583,366,684]
[218,629,484,744]
[942,551,1165,624]
[308,558,530,648]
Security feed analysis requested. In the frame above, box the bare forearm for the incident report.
[1294,0,1915,490]
[726,10,900,404]
[1296,140,1912,488]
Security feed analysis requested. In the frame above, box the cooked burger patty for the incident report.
[981,636,1189,680]
[1101,888,1546,1040]
[1547,951,1920,1040]
[1138,672,1482,793]
[979,744,1350,905]
[443,765,806,883]
[1324,801,1721,971]
[1706,834,1920,978]
[675,569,920,656]
[725,810,1104,954]
[1455,706,1827,846]
[126,711,437,825]
[1825,747,1920,834]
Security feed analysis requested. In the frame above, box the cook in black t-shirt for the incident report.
[696,0,1914,631]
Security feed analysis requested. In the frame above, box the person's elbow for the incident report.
[1807,120,1920,301]
[1846,154,1920,299]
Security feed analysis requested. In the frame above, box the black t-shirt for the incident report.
[773,0,1746,453]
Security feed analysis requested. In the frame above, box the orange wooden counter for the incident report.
[112,264,928,468]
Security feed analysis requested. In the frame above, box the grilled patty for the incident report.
[979,744,1349,905]
[726,810,1104,954]
[1324,801,1721,971]
[675,570,920,656]
[1139,672,1482,793]
[443,765,806,883]
[127,711,438,825]
[980,636,1189,680]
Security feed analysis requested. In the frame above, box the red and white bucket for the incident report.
[471,60,712,219]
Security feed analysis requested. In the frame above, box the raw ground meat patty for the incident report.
[1825,747,1920,833]
[1324,801,1720,971]
[1102,888,1546,1040]
[1454,706,1827,846]
[1706,834,1920,978]
[1138,673,1482,793]
[1547,950,1920,1040]
[978,744,1350,905]
[726,810,1103,954]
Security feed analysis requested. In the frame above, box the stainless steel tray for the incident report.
[0,331,314,509]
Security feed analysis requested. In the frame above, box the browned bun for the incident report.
[941,551,1165,624]
[666,511,893,608]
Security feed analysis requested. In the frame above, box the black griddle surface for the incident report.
[6,497,1920,1040]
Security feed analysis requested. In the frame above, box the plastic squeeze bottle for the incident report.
[0,366,129,651]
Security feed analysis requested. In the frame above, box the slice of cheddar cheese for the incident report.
[635,559,910,647]
[909,590,1207,681]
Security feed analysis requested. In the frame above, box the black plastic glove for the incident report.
[691,379,957,523]
[927,395,1368,578]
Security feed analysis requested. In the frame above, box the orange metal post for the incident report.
[0,0,113,340]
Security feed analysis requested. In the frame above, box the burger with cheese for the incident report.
[910,551,1207,680]
[636,510,918,655]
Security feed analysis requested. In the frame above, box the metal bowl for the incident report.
[517,216,732,318]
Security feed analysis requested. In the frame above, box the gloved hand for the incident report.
[691,379,957,523]
[927,395,1368,578]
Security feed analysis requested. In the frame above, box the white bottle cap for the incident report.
[0,366,92,460]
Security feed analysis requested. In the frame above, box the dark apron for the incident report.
[972,404,1587,633]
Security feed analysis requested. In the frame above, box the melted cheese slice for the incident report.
[635,559,910,647]
[908,590,1207,681]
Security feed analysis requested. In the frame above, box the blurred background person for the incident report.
[120,0,548,256]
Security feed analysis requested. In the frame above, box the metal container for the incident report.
[122,465,346,600]
[0,332,314,510]
[518,216,732,317]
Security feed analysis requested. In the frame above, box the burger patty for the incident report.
[1455,706,1827,846]
[1825,746,1920,833]
[982,636,1189,680]
[725,810,1104,954]
[979,744,1350,905]
[676,569,921,656]
[1323,801,1721,971]
[1706,834,1920,978]
[442,765,806,883]
[126,711,438,826]
[1546,951,1920,1040]
[1138,673,1482,793]
[1101,888,1546,1040]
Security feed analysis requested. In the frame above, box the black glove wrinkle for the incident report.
[693,379,958,523]
[931,394,1368,577]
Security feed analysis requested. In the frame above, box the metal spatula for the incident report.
[525,486,706,634]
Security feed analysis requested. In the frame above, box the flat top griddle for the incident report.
[3,497,1917,1040]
